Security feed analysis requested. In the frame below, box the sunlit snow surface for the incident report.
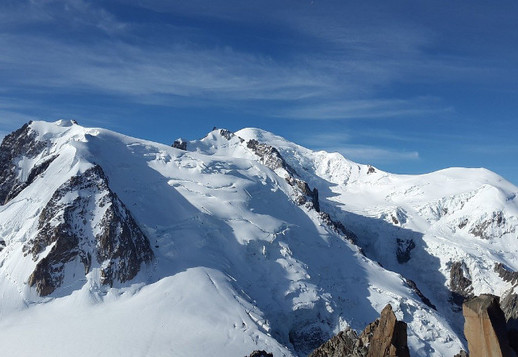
[0,121,516,356]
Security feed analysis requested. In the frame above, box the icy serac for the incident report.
[0,120,517,356]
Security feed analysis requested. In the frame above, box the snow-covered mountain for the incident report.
[0,120,516,356]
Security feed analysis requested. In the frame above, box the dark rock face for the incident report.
[404,279,436,310]
[454,350,469,357]
[319,211,358,244]
[458,219,469,230]
[247,139,295,175]
[309,328,367,357]
[172,138,187,150]
[495,263,518,285]
[0,122,52,204]
[0,239,5,252]
[285,175,320,212]
[245,137,319,212]
[248,351,273,357]
[463,294,515,357]
[501,292,518,328]
[396,239,415,264]
[219,129,239,141]
[500,291,518,354]
[450,261,474,306]
[469,211,513,239]
[310,304,409,357]
[25,165,154,296]
[245,135,359,246]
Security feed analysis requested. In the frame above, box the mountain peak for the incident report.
[0,120,517,356]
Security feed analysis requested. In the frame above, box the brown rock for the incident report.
[310,304,410,357]
[309,328,367,357]
[463,294,514,357]
[367,304,410,357]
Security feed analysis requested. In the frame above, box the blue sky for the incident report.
[1,0,517,184]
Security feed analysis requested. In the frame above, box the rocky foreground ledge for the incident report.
[248,294,518,357]
[463,294,517,357]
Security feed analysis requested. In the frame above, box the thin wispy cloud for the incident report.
[334,146,419,163]
[278,98,453,120]
[0,34,338,102]
[1,1,512,114]
[0,0,516,183]
[298,132,419,164]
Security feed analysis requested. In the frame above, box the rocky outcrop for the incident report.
[246,138,295,175]
[172,138,187,150]
[243,134,358,244]
[310,304,409,357]
[247,351,273,357]
[469,211,514,240]
[396,239,415,264]
[495,263,518,285]
[450,261,474,306]
[0,122,52,204]
[24,165,154,296]
[463,294,515,357]
[404,279,436,310]
[319,211,359,244]
[367,304,409,357]
[501,292,518,328]
[500,291,518,353]
[309,328,367,357]
[285,175,320,212]
[219,129,239,141]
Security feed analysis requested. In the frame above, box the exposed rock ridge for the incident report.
[0,121,52,204]
[396,238,416,264]
[463,294,516,357]
[495,263,518,285]
[501,291,518,327]
[25,165,154,296]
[404,279,437,310]
[246,138,296,176]
[242,133,358,243]
[450,261,474,306]
[308,328,366,357]
[172,138,187,150]
[213,129,358,244]
[500,291,518,353]
[469,211,514,240]
[309,304,409,357]
[247,350,273,357]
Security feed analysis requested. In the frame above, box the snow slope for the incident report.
[236,128,518,333]
[1,121,516,356]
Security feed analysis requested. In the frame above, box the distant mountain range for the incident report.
[0,120,516,356]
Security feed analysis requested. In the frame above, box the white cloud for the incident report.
[333,145,419,163]
[297,132,419,164]
[278,98,453,120]
[0,0,516,124]
[0,34,340,102]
